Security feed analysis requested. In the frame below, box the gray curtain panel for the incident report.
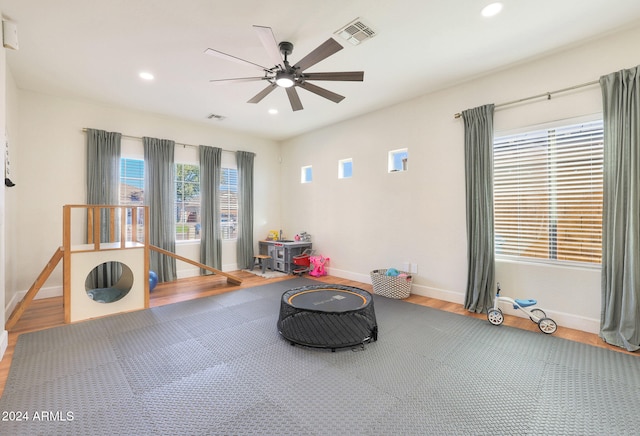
[86,128,122,241]
[236,151,256,269]
[599,65,640,352]
[85,128,122,288]
[462,104,496,313]
[199,145,222,272]
[143,136,177,282]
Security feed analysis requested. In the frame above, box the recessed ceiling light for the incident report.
[139,71,154,81]
[481,2,503,17]
[268,108,278,115]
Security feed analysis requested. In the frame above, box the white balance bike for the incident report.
[487,283,558,334]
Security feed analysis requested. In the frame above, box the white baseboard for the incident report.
[5,285,63,322]
[222,263,239,273]
[326,268,370,284]
[0,329,8,362]
[176,266,201,279]
[409,282,466,305]
[177,263,239,279]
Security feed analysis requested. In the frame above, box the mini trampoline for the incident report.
[277,284,378,351]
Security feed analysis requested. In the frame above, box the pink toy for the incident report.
[309,255,329,277]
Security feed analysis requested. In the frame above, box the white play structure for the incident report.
[6,204,242,329]
[63,204,149,322]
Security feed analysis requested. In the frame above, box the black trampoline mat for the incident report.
[287,288,369,312]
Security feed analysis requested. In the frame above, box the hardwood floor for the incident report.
[1,272,635,397]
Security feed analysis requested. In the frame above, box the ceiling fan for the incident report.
[205,25,364,111]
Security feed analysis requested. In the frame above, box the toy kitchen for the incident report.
[259,231,312,274]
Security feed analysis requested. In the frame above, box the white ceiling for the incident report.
[1,0,640,141]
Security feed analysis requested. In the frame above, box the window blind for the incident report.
[220,167,238,239]
[493,120,603,264]
[175,163,201,241]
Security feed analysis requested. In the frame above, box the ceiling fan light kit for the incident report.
[275,71,295,88]
[206,25,365,111]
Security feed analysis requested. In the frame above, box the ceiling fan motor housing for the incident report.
[278,41,293,57]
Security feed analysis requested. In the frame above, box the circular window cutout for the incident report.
[85,261,134,303]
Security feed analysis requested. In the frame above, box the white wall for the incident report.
[0,26,7,358]
[4,67,18,314]
[4,91,281,318]
[280,24,640,334]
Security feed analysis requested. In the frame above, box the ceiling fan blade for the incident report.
[302,71,364,82]
[253,25,284,68]
[247,83,278,104]
[297,82,345,103]
[204,48,270,72]
[293,38,343,72]
[209,77,266,84]
[286,87,304,111]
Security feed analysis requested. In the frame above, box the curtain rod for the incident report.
[81,128,236,153]
[453,79,600,119]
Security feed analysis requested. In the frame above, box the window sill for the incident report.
[175,239,201,246]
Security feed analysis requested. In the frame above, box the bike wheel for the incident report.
[529,308,546,323]
[538,317,557,334]
[487,308,504,326]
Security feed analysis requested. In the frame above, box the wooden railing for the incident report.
[64,204,149,252]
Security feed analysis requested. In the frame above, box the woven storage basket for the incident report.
[370,269,412,299]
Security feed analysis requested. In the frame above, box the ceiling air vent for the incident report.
[334,18,376,46]
[207,113,226,121]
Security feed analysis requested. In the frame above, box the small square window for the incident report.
[301,165,313,183]
[338,158,353,179]
[388,148,408,172]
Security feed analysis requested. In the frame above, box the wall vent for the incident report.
[207,113,226,121]
[334,18,376,45]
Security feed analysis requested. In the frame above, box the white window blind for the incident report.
[120,158,145,205]
[493,119,603,264]
[175,163,201,241]
[220,167,238,240]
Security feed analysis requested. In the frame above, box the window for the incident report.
[120,158,145,240]
[301,165,313,183]
[388,148,408,172]
[493,119,603,264]
[120,156,238,242]
[120,158,144,205]
[175,163,201,241]
[220,167,238,240]
[338,158,353,179]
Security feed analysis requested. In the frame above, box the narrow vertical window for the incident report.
[120,158,145,241]
[220,167,238,240]
[338,158,353,179]
[120,158,144,205]
[301,165,313,183]
[175,163,201,241]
